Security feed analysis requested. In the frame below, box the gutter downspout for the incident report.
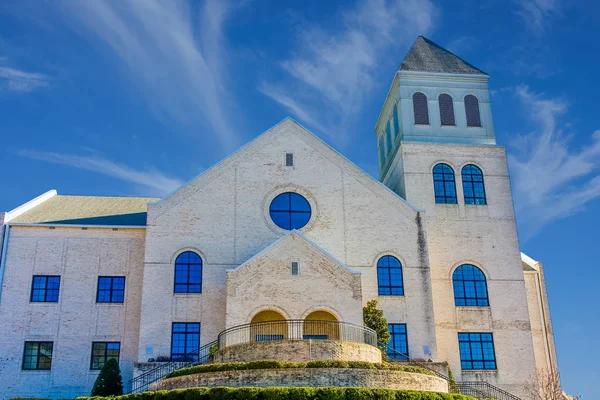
[0,224,10,303]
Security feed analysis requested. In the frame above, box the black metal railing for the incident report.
[127,340,217,394]
[218,319,378,349]
[382,343,521,400]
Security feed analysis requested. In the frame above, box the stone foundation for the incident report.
[150,368,448,393]
[214,340,382,363]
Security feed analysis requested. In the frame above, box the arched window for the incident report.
[393,103,400,136]
[462,164,486,205]
[433,163,457,204]
[453,264,489,306]
[174,251,202,293]
[377,255,404,296]
[439,94,455,126]
[465,95,481,127]
[269,192,312,230]
[412,92,429,125]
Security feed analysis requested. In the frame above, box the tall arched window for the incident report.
[412,92,429,125]
[433,163,457,204]
[439,93,455,126]
[465,95,481,127]
[453,264,489,306]
[377,255,404,296]
[174,251,202,293]
[462,164,487,205]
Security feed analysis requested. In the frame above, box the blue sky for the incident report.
[1,0,598,396]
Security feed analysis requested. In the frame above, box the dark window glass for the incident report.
[22,342,53,370]
[91,342,120,370]
[303,335,328,340]
[269,192,311,230]
[433,163,457,204]
[387,323,408,360]
[453,264,489,306]
[30,276,60,302]
[393,104,400,136]
[462,164,487,205]
[458,333,496,370]
[465,95,481,127]
[286,153,294,167]
[291,262,299,276]
[377,255,404,296]
[174,251,203,293]
[96,276,125,303]
[256,335,284,341]
[413,92,429,125]
[171,323,200,361]
[439,94,455,126]
[386,120,392,152]
[379,137,385,165]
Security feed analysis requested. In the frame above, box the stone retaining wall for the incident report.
[150,368,448,393]
[215,340,381,363]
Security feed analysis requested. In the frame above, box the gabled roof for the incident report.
[9,195,158,226]
[399,36,486,75]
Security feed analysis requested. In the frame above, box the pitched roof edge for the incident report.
[5,190,57,223]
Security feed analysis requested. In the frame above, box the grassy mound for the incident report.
[77,386,475,400]
[164,360,436,379]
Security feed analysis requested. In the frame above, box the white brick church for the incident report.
[0,37,559,399]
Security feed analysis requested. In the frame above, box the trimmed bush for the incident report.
[163,360,436,379]
[75,387,476,400]
[91,358,124,396]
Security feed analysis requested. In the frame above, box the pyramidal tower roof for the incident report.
[399,36,486,75]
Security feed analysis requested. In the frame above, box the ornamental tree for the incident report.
[91,358,123,396]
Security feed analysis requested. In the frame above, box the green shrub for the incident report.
[75,387,476,400]
[91,358,124,396]
[164,360,435,379]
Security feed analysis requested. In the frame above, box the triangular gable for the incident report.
[227,229,360,276]
[150,118,421,220]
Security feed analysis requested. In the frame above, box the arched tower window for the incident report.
[439,94,455,126]
[433,163,457,204]
[465,95,481,127]
[174,251,202,293]
[412,92,429,125]
[377,255,404,296]
[453,264,489,306]
[462,164,487,205]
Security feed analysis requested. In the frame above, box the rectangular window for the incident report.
[171,323,200,361]
[22,341,53,370]
[96,276,126,303]
[378,137,385,165]
[291,262,299,276]
[91,342,120,370]
[30,275,60,302]
[385,120,393,153]
[393,104,400,136]
[302,335,328,340]
[285,153,294,167]
[458,333,497,370]
[256,334,284,341]
[387,324,408,360]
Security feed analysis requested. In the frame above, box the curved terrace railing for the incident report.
[218,320,378,349]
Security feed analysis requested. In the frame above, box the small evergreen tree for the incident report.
[363,300,390,356]
[448,366,460,393]
[91,358,123,396]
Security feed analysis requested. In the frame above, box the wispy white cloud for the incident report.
[508,85,600,239]
[445,36,479,55]
[17,149,184,196]
[261,0,437,143]
[514,0,561,34]
[55,0,240,149]
[0,64,49,93]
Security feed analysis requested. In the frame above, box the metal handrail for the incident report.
[381,343,522,400]
[127,340,217,394]
[217,319,378,349]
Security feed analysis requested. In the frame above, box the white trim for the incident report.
[8,223,146,229]
[521,252,538,267]
[0,225,10,302]
[4,190,57,223]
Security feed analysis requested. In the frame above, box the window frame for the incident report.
[465,94,482,127]
[387,323,409,360]
[453,264,490,307]
[174,251,203,294]
[30,275,61,303]
[412,92,430,125]
[269,192,312,231]
[458,332,497,370]
[285,153,294,167]
[392,103,400,137]
[462,164,487,205]
[385,120,393,153]
[96,276,126,303]
[90,341,121,370]
[439,93,456,126]
[377,255,404,296]
[433,163,458,204]
[22,341,53,371]
[171,322,200,361]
